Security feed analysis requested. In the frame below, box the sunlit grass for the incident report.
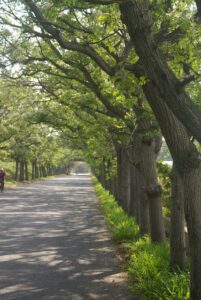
[93,177,190,300]
[94,178,139,242]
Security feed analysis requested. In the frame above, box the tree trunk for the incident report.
[141,135,165,243]
[122,147,131,213]
[19,162,24,182]
[116,146,122,205]
[116,146,131,213]
[119,3,201,296]
[139,176,150,236]
[139,80,201,298]
[15,158,19,181]
[182,169,201,299]
[112,176,118,199]
[99,159,106,188]
[170,163,186,271]
[32,161,35,179]
[43,166,47,177]
[39,166,43,178]
[25,162,29,181]
[129,163,140,222]
[129,159,150,235]
[35,162,39,178]
[119,1,201,143]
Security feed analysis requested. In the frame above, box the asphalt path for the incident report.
[0,176,133,300]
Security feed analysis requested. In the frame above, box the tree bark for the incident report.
[116,145,130,212]
[15,158,19,181]
[25,161,29,181]
[119,3,201,295]
[119,1,201,143]
[170,163,186,271]
[32,161,35,179]
[35,162,39,178]
[19,162,24,182]
[139,80,201,299]
[128,132,150,235]
[121,147,131,213]
[139,175,150,236]
[129,163,140,222]
[99,159,106,188]
[141,135,165,243]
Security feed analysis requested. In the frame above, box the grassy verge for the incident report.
[93,177,190,300]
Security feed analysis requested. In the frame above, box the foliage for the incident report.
[157,161,172,214]
[93,178,190,300]
[0,160,16,183]
[93,176,139,242]
[128,237,189,300]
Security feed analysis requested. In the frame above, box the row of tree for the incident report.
[0,1,201,298]
[0,79,78,180]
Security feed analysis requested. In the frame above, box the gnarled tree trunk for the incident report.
[141,135,165,243]
[120,3,201,297]
[116,145,130,212]
[170,163,186,271]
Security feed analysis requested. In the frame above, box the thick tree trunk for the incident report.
[170,164,186,271]
[141,135,165,243]
[139,81,201,298]
[35,162,39,178]
[112,176,118,199]
[39,166,43,178]
[15,158,19,181]
[129,155,150,234]
[119,3,201,296]
[116,145,130,211]
[32,161,35,179]
[119,1,201,143]
[129,163,140,222]
[116,147,122,205]
[99,159,106,188]
[139,178,150,236]
[25,162,29,181]
[44,166,47,177]
[182,169,201,299]
[120,147,130,213]
[128,136,150,235]
[19,162,24,182]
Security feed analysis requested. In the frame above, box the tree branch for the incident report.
[22,0,115,76]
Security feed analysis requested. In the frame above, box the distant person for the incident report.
[0,168,6,191]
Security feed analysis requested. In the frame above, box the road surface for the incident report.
[0,176,133,300]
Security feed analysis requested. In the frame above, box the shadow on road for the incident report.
[0,176,132,300]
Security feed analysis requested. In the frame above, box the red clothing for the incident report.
[0,171,5,179]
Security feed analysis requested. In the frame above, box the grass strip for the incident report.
[93,177,190,300]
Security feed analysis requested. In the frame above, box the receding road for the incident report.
[0,176,133,300]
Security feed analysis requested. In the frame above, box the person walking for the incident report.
[0,168,6,191]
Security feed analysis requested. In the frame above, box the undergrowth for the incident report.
[93,177,190,300]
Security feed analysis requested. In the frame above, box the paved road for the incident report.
[0,176,133,300]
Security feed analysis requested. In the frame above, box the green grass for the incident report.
[93,177,190,300]
[128,237,190,299]
[94,178,139,242]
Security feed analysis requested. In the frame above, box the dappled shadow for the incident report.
[0,176,132,300]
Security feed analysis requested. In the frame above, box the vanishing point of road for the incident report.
[0,176,133,300]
